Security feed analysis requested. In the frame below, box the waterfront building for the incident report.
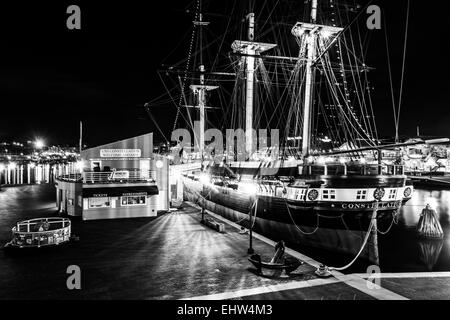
[55,133,172,220]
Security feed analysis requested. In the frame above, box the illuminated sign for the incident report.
[122,192,147,197]
[92,194,108,198]
[111,171,130,180]
[100,149,141,158]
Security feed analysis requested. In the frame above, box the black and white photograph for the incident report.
[1,0,450,309]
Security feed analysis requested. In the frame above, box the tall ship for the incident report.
[151,0,423,264]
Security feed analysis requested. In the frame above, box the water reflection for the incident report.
[378,188,450,273]
[0,163,75,186]
[418,240,444,271]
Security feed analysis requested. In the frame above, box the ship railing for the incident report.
[301,164,405,176]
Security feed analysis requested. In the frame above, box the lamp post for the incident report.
[199,172,209,224]
[201,184,206,224]
[248,195,257,255]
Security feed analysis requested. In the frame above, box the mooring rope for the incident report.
[283,198,319,235]
[375,213,396,235]
[191,182,383,272]
[328,207,378,272]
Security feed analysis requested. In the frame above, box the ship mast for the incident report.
[232,14,276,159]
[189,11,218,159]
[302,0,318,157]
[292,0,342,158]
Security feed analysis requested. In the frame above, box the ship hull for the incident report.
[183,178,390,264]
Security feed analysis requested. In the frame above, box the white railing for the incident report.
[9,218,71,248]
[83,170,156,184]
[57,173,83,182]
[57,170,156,184]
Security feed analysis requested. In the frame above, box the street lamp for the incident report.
[199,173,210,224]
[34,139,45,150]
[241,183,258,255]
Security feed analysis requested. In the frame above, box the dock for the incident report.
[410,175,450,189]
[1,184,450,300]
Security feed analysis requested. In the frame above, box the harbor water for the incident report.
[295,188,450,274]
[378,188,450,273]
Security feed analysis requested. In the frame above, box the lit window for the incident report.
[89,197,111,209]
[296,189,306,200]
[357,190,367,200]
[323,190,336,200]
[121,196,147,207]
[388,189,397,200]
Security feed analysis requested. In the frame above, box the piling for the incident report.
[417,204,444,239]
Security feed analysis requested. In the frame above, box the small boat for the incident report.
[3,217,72,251]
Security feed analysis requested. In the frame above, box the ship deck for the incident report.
[1,184,450,300]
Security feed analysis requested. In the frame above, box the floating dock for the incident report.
[410,175,450,189]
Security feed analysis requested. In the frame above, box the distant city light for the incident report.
[35,139,45,149]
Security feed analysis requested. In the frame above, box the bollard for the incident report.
[417,204,444,239]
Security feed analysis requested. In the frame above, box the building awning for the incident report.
[82,185,159,198]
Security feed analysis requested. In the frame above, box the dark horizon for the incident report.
[0,0,448,147]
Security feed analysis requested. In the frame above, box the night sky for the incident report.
[0,0,448,147]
